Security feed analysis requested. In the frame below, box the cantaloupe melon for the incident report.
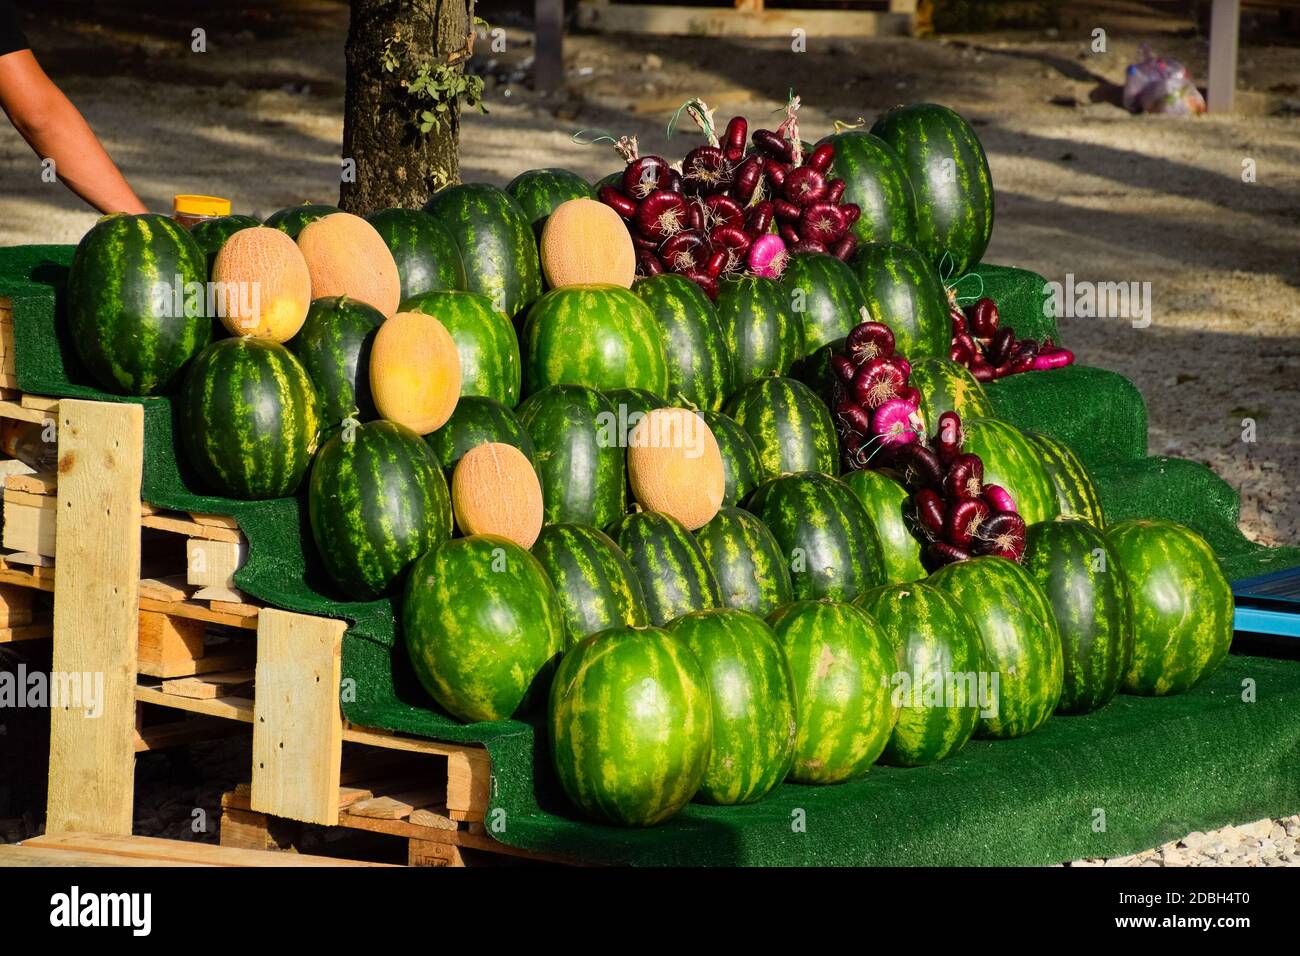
[211,226,312,341]
[627,408,725,530]
[297,212,402,317]
[451,442,544,548]
[369,311,461,434]
[539,198,635,289]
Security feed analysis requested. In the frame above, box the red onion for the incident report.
[851,357,907,408]
[598,185,638,220]
[723,116,748,163]
[969,298,1000,337]
[946,498,990,549]
[831,233,857,262]
[622,156,673,200]
[782,166,828,207]
[825,179,847,203]
[635,190,690,241]
[944,453,984,500]
[914,489,946,539]
[806,143,835,174]
[798,202,846,245]
[846,321,894,363]
[1032,348,1075,371]
[747,233,788,279]
[637,249,665,277]
[982,484,1016,513]
[872,398,921,446]
[733,156,764,204]
[752,129,793,162]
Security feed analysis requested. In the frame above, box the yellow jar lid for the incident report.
[174,194,232,217]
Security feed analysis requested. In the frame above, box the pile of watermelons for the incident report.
[61,101,1234,828]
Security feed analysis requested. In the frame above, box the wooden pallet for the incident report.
[576,0,916,38]
[2,832,391,867]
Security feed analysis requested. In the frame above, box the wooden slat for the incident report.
[139,596,258,629]
[134,716,247,752]
[0,400,48,425]
[136,647,254,679]
[19,394,59,412]
[22,832,390,867]
[347,787,445,821]
[4,471,53,494]
[2,500,56,555]
[135,684,255,721]
[142,512,243,543]
[0,845,205,867]
[186,538,246,588]
[138,575,192,603]
[161,668,255,700]
[0,620,52,643]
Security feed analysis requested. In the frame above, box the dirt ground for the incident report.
[0,0,1296,545]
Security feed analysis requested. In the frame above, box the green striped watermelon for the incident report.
[850,241,951,360]
[264,202,342,238]
[779,252,868,356]
[517,385,626,528]
[715,275,803,387]
[532,523,649,646]
[425,395,536,471]
[927,556,1063,739]
[605,387,664,421]
[405,535,565,722]
[1023,519,1132,714]
[840,470,925,583]
[870,103,994,276]
[962,417,1059,526]
[66,213,213,396]
[549,625,712,826]
[695,507,795,618]
[365,207,466,301]
[308,420,451,599]
[819,130,919,246]
[748,472,886,602]
[789,339,840,409]
[855,582,987,766]
[288,295,384,430]
[521,285,669,397]
[422,183,543,317]
[633,274,734,411]
[1105,519,1232,697]
[593,170,623,193]
[610,511,723,626]
[767,600,898,784]
[505,167,594,236]
[724,377,838,478]
[908,357,993,435]
[400,289,520,406]
[698,410,764,507]
[181,338,320,499]
[1027,432,1106,527]
[668,608,797,805]
[189,214,260,275]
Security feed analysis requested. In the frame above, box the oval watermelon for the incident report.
[819,130,919,247]
[927,556,1063,739]
[715,275,803,387]
[908,357,993,435]
[66,213,213,396]
[840,469,925,584]
[288,295,385,431]
[181,337,320,499]
[1027,432,1106,527]
[365,207,466,301]
[850,240,951,360]
[264,202,343,238]
[962,417,1059,526]
[426,395,536,471]
[605,387,664,422]
[610,511,722,626]
[698,410,765,507]
[668,608,797,805]
[308,420,451,599]
[505,167,594,237]
[400,289,520,406]
[724,376,838,478]
[779,252,868,356]
[190,214,261,275]
[633,274,734,411]
[695,506,795,618]
[549,625,712,826]
[532,523,649,646]
[1105,519,1232,697]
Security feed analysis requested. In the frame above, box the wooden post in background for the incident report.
[535,0,565,93]
[1207,0,1240,113]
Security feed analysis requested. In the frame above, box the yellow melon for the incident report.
[539,198,636,289]
[627,408,725,530]
[211,226,311,341]
[369,311,461,434]
[451,442,544,549]
[297,212,402,317]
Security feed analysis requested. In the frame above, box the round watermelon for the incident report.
[505,167,594,236]
[308,420,451,599]
[181,338,320,499]
[426,395,536,471]
[767,600,898,784]
[778,252,868,357]
[401,289,520,406]
[840,469,925,584]
[715,275,803,387]
[605,387,664,421]
[66,213,213,396]
[908,357,993,435]
[850,240,951,360]
[633,274,734,411]
[610,511,722,626]
[365,207,466,301]
[698,410,765,507]
[405,534,565,723]
[668,608,797,805]
[1105,519,1232,697]
[818,130,919,247]
[724,376,838,478]
[264,202,342,238]
[190,214,261,275]
[855,581,987,766]
[962,417,1059,526]
[1028,432,1105,527]
[288,295,385,431]
[532,523,649,646]
[549,625,712,826]
[695,506,795,618]
[927,556,1063,739]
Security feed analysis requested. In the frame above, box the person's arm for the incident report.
[0,49,147,214]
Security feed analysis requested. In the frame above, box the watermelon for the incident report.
[504,167,594,236]
[426,395,536,472]
[405,535,564,723]
[308,420,451,599]
[401,289,521,406]
[908,357,993,434]
[521,285,669,397]
[1105,519,1232,697]
[549,625,712,826]
[532,523,649,646]
[181,338,320,499]
[1027,432,1106,527]
[66,213,213,396]
[610,511,723,626]
[779,252,868,356]
[870,103,994,276]
[365,207,466,301]
[818,130,919,247]
[724,377,838,478]
[927,556,1063,739]
[695,507,795,618]
[423,183,543,317]
[789,339,840,409]
[767,600,898,784]
[855,582,987,766]
[288,295,384,431]
[264,202,342,238]
[190,214,261,275]
[593,170,623,193]
[841,470,925,583]
[667,609,797,805]
[517,385,626,528]
[698,410,764,507]
[605,387,664,420]
[715,275,803,387]
[962,417,1059,525]
[1023,519,1132,714]
[633,274,734,411]
[748,472,886,602]
[850,240,951,360]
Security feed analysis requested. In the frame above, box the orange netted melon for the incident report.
[539,198,635,289]
[297,212,402,317]
[211,226,311,341]
[450,442,544,549]
[627,407,725,530]
[369,311,461,434]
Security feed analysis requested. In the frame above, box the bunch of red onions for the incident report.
[829,319,924,473]
[949,296,1075,382]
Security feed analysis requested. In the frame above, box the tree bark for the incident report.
[340,0,474,215]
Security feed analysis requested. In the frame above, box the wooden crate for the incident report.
[576,0,916,38]
[4,832,390,867]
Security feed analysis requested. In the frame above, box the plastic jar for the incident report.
[173,194,232,229]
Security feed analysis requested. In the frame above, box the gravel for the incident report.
[1068,814,1300,867]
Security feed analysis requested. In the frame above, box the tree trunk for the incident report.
[340,0,474,215]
